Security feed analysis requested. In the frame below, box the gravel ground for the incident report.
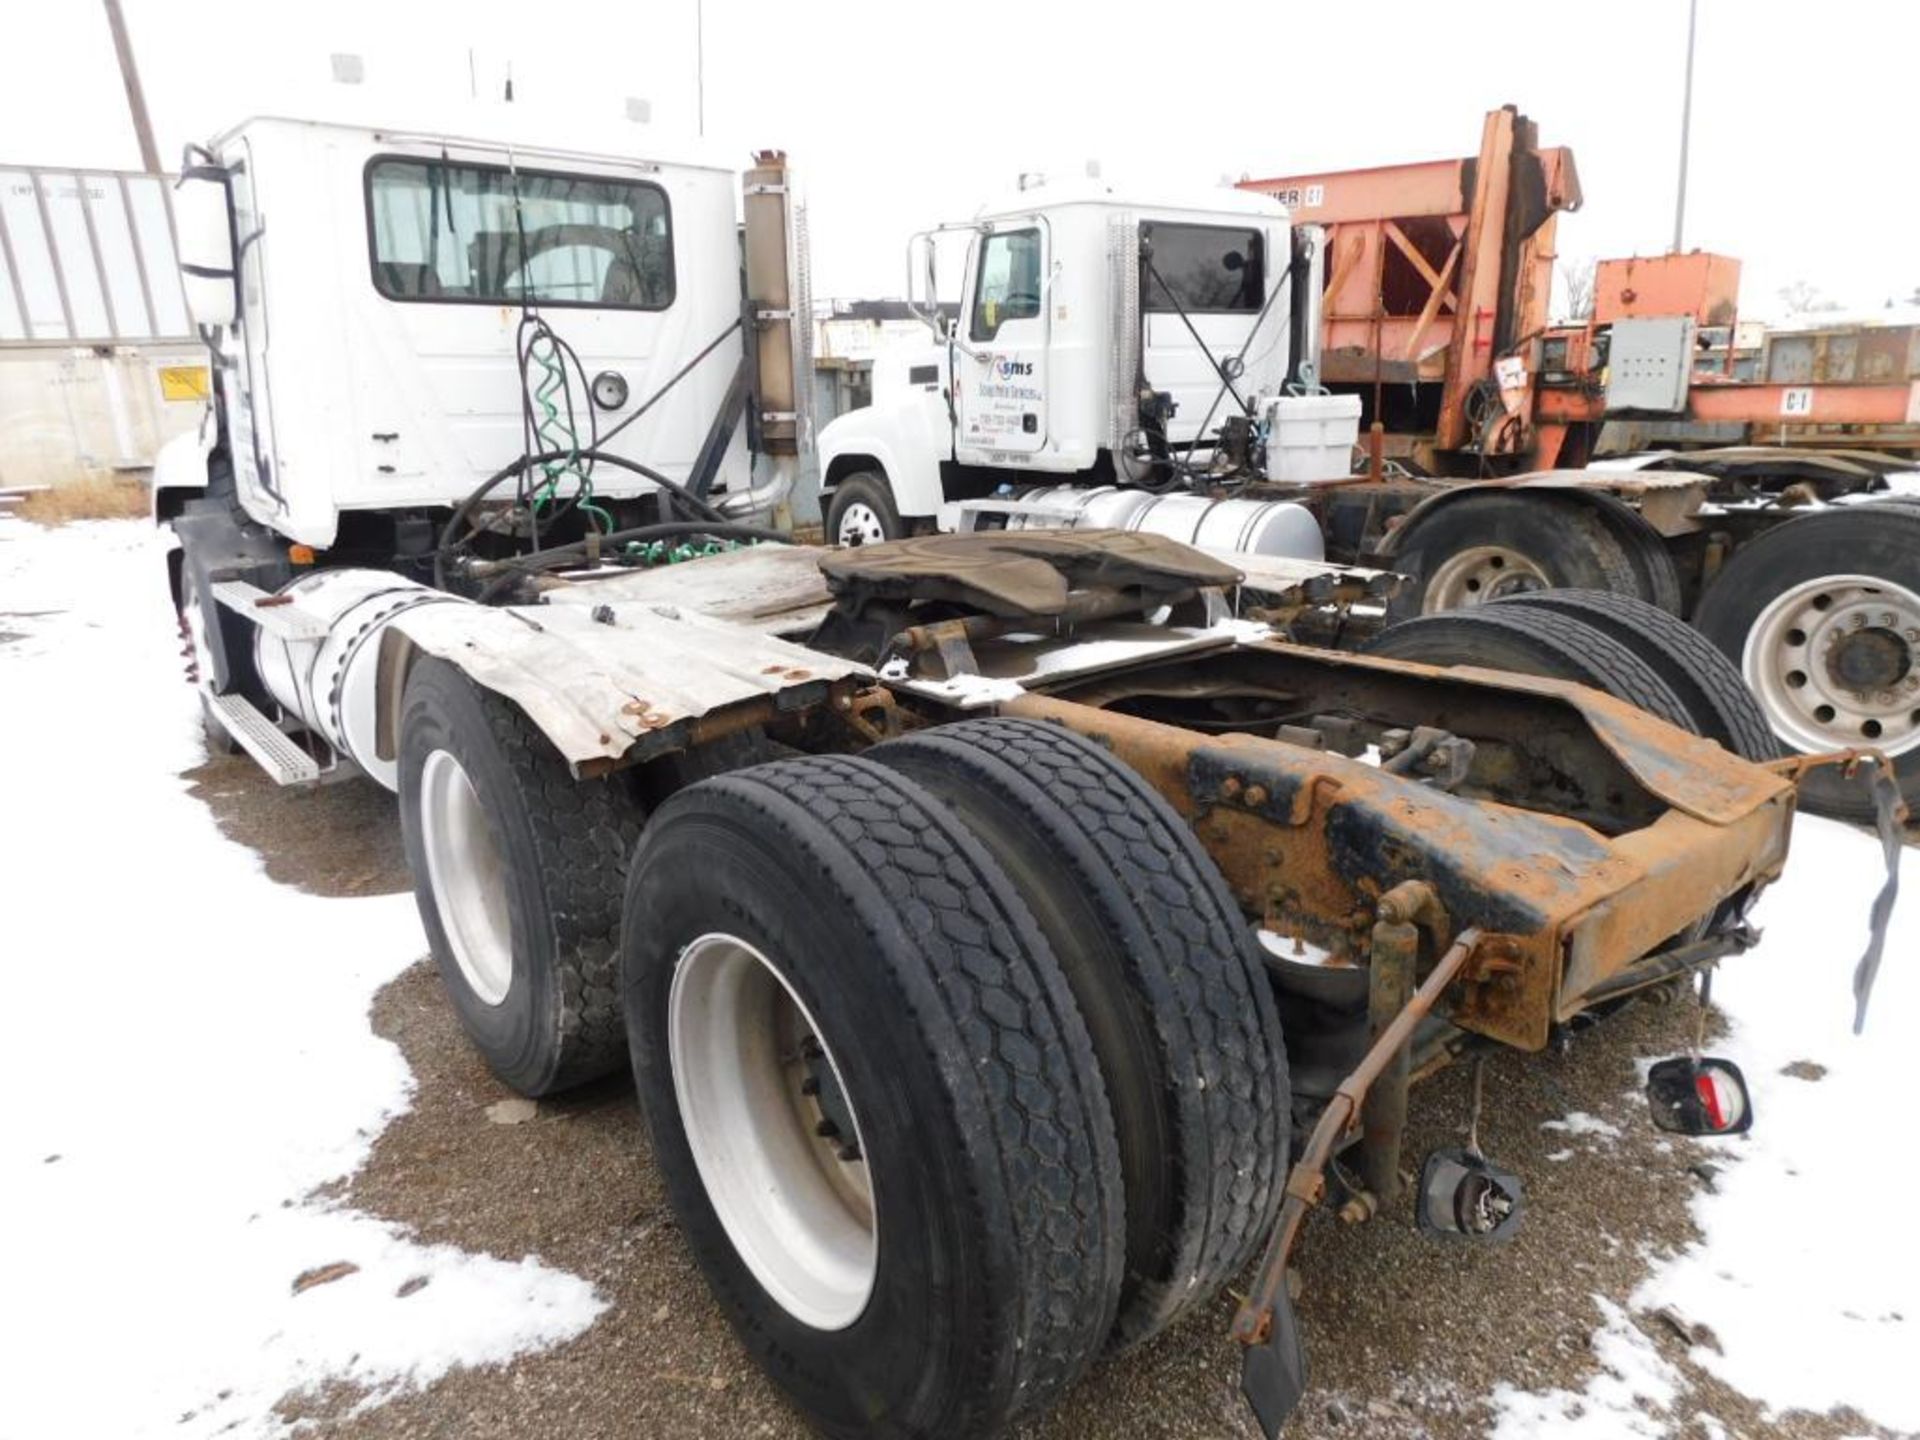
[183,754,1903,1440]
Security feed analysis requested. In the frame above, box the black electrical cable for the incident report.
[471,520,789,604]
[433,448,732,589]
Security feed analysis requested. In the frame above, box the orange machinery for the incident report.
[1242,108,1920,471]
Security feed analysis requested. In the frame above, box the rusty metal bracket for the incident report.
[1762,745,1913,829]
[1232,928,1483,1435]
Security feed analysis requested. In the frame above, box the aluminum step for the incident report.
[210,580,328,641]
[206,692,321,785]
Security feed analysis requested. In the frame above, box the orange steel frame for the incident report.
[1241,106,1580,459]
[1242,107,1920,466]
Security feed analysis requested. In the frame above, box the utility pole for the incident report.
[1672,0,1698,252]
[103,0,161,174]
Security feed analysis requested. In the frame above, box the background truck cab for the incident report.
[816,182,1319,545]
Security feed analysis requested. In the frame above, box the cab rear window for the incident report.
[1143,222,1263,313]
[366,158,673,310]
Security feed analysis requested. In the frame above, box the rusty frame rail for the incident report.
[1003,663,1795,1051]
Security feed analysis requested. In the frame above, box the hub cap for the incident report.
[1423,545,1550,612]
[836,502,887,548]
[418,749,514,1005]
[1743,574,1920,757]
[668,933,877,1329]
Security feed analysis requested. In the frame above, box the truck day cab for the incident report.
[150,104,1899,1440]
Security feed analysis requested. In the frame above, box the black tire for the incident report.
[1694,504,1920,821]
[871,718,1289,1350]
[1490,590,1779,760]
[1587,498,1685,615]
[397,657,643,1096]
[825,469,904,548]
[1386,491,1644,621]
[1365,607,1695,732]
[622,755,1125,1439]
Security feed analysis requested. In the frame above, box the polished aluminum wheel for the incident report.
[668,932,877,1330]
[835,501,887,548]
[1743,574,1920,757]
[418,748,514,1005]
[1423,544,1550,611]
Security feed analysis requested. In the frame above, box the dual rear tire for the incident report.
[397,668,1289,1439]
[622,736,1289,1436]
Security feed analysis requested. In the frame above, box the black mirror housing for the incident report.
[1646,1056,1754,1136]
[1415,1147,1525,1243]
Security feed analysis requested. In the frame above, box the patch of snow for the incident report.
[1491,1296,1682,1438]
[1629,813,1920,1431]
[1542,1111,1624,1140]
[1500,811,1918,1435]
[0,520,605,1439]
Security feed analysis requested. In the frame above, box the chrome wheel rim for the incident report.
[1744,573,1920,757]
[1423,544,1550,611]
[669,932,877,1330]
[836,501,887,548]
[419,748,514,1005]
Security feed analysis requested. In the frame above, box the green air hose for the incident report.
[525,326,614,533]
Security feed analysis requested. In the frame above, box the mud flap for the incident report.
[1852,756,1905,1034]
[1239,1280,1309,1440]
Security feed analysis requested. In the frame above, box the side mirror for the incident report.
[905,232,944,338]
[1645,1056,1753,1136]
[174,164,237,328]
[1415,1147,1525,1242]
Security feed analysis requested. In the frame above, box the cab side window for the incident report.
[969,228,1042,341]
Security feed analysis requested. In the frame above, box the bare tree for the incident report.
[1557,257,1597,322]
[1778,279,1843,318]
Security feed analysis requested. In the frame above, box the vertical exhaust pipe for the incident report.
[725,151,813,522]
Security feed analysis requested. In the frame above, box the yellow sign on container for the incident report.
[158,365,211,402]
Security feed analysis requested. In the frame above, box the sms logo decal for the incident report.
[993,357,1033,379]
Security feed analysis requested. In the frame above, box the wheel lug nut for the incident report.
[800,1076,821,1096]
[815,1119,839,1139]
[835,1143,862,1163]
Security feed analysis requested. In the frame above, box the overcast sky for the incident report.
[3,0,1914,320]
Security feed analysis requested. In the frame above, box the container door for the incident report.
[955,220,1050,462]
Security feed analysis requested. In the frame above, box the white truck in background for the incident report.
[815,180,1359,557]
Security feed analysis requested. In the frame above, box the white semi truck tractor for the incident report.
[815,180,1357,560]
[148,106,1900,1440]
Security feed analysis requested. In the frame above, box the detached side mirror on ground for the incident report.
[1415,1148,1526,1242]
[1646,1056,1754,1136]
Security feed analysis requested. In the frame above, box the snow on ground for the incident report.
[0,519,604,1440]
[1495,810,1920,1435]
[1492,1296,1684,1439]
